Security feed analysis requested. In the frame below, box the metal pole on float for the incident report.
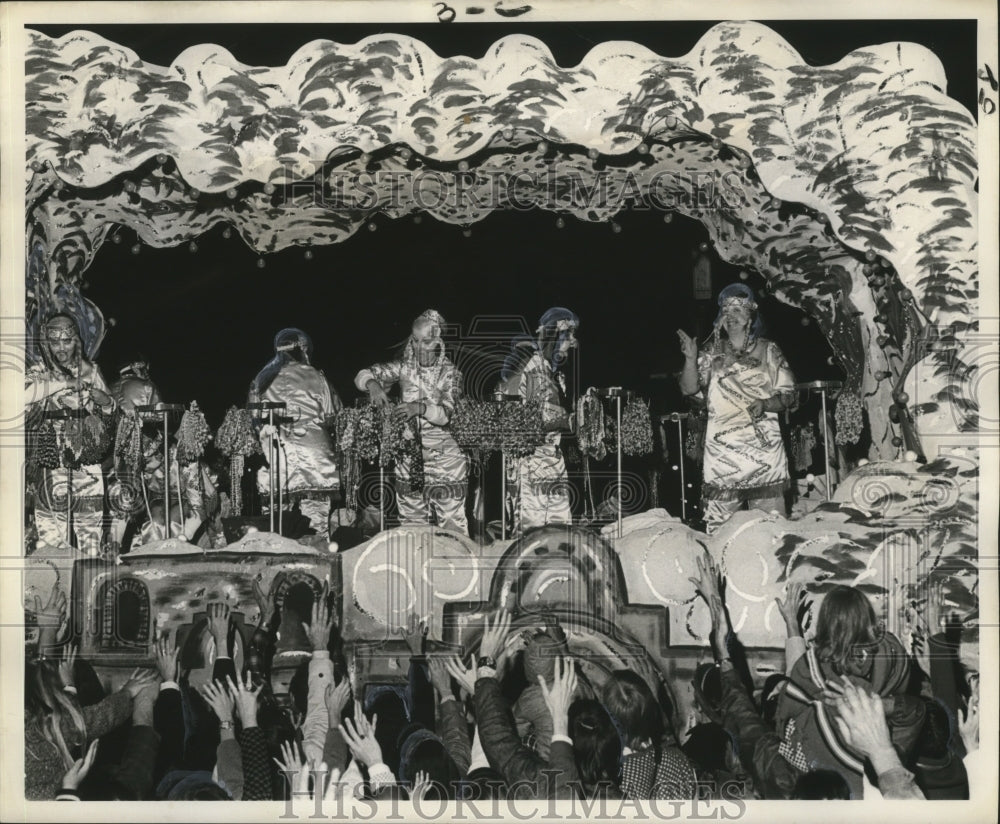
[379,460,385,532]
[662,412,690,522]
[821,388,832,501]
[137,403,182,539]
[277,433,284,536]
[66,464,73,547]
[616,395,623,538]
[675,414,687,522]
[247,401,286,533]
[597,388,625,538]
[162,408,171,539]
[267,407,276,532]
[794,381,841,502]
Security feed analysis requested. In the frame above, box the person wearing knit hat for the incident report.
[499,307,579,532]
[512,629,569,759]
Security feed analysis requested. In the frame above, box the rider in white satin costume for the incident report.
[499,307,579,533]
[355,309,469,534]
[677,283,795,534]
[25,314,115,553]
[250,328,343,537]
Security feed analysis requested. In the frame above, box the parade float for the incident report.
[22,20,982,722]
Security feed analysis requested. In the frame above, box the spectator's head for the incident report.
[681,722,737,775]
[398,727,462,800]
[693,663,723,722]
[522,630,563,685]
[25,658,85,769]
[366,686,409,774]
[602,670,664,749]
[568,699,621,790]
[916,698,953,760]
[760,674,790,726]
[156,770,231,800]
[792,769,852,799]
[79,768,141,800]
[815,585,882,677]
[461,767,506,801]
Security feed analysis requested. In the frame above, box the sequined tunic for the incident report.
[697,338,794,500]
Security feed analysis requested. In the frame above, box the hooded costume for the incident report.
[499,308,578,532]
[25,314,114,553]
[354,311,468,533]
[686,284,794,532]
[250,328,343,535]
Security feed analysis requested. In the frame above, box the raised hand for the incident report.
[121,667,159,699]
[339,702,383,768]
[154,634,179,682]
[58,643,78,689]
[304,589,334,652]
[688,552,729,659]
[427,656,452,697]
[34,581,68,652]
[201,679,235,724]
[207,602,232,654]
[34,581,67,629]
[61,739,99,791]
[831,675,894,762]
[677,329,698,360]
[227,671,263,728]
[273,738,306,778]
[400,612,429,657]
[538,656,578,739]
[479,610,511,662]
[410,769,431,802]
[775,581,809,637]
[252,573,275,627]
[444,654,477,696]
[959,674,980,753]
[325,676,352,726]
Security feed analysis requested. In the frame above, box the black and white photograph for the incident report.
[0,1,996,820]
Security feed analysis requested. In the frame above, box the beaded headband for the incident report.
[45,329,77,341]
[720,296,757,313]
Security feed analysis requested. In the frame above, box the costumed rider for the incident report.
[676,282,795,534]
[107,356,162,550]
[249,328,344,538]
[355,309,469,534]
[25,313,115,553]
[499,307,579,532]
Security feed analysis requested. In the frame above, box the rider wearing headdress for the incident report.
[250,328,343,537]
[677,282,795,533]
[355,309,469,533]
[499,307,579,532]
[25,313,115,552]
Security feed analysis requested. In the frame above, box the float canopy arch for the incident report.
[25,21,979,459]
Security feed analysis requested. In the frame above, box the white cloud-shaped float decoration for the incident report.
[24,21,978,459]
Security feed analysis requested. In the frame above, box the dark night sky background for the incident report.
[31,19,977,430]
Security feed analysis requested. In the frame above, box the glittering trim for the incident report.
[702,480,789,502]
